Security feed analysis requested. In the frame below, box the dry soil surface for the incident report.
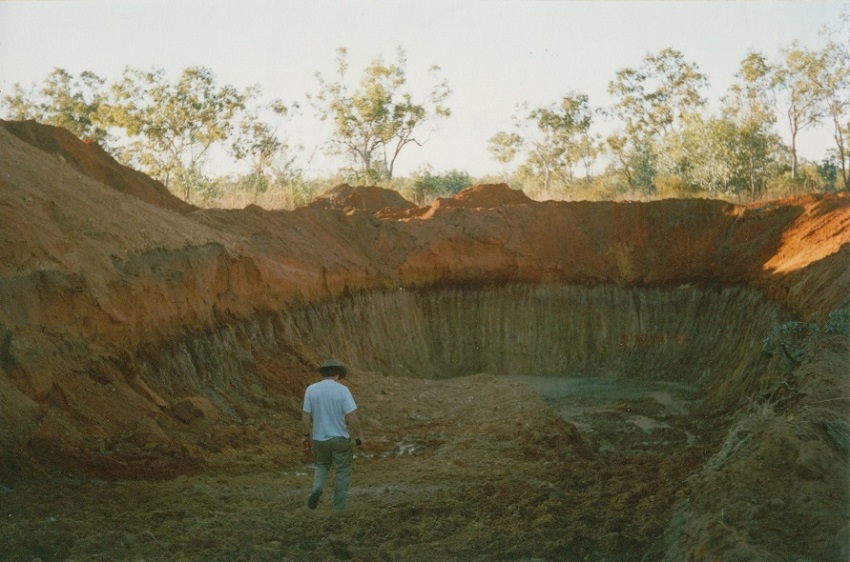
[1,371,716,561]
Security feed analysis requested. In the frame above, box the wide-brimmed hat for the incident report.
[317,359,348,379]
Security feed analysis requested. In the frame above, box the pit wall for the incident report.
[279,284,786,394]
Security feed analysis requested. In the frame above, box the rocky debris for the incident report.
[169,396,221,424]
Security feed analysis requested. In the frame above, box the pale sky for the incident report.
[0,0,845,178]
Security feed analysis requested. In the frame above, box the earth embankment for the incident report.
[0,120,848,560]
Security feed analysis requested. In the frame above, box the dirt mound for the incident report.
[309,183,417,215]
[0,121,848,560]
[453,182,534,207]
[414,182,533,220]
[0,119,193,214]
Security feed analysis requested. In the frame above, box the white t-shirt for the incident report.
[303,379,357,441]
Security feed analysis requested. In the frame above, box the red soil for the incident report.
[0,120,847,561]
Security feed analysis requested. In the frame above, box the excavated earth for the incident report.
[0,119,848,561]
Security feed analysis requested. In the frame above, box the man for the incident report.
[302,359,366,511]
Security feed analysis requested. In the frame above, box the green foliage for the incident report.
[406,166,472,205]
[774,42,824,179]
[824,308,850,335]
[653,173,695,198]
[762,308,849,374]
[487,131,522,165]
[230,98,292,194]
[310,46,451,182]
[808,14,850,190]
[631,143,658,194]
[2,65,293,204]
[198,166,332,210]
[607,47,708,141]
[603,46,710,197]
[2,68,110,143]
[761,320,814,374]
[818,158,839,191]
[4,28,848,206]
[489,92,596,197]
[104,66,251,202]
[722,51,780,200]
[763,164,826,197]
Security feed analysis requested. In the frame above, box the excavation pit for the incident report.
[1,120,847,561]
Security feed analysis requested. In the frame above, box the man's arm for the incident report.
[345,410,366,446]
[302,411,312,438]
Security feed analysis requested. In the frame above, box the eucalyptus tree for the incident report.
[488,92,595,195]
[487,131,522,163]
[311,46,451,182]
[774,43,824,179]
[723,51,779,200]
[678,113,740,196]
[230,97,292,194]
[607,48,708,192]
[104,66,248,201]
[532,93,595,185]
[604,134,637,192]
[2,68,110,144]
[806,18,850,190]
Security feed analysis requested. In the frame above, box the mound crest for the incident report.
[0,119,192,213]
[309,183,417,215]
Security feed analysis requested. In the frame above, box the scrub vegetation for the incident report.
[3,10,849,207]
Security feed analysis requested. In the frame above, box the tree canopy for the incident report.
[310,47,451,182]
[3,21,848,207]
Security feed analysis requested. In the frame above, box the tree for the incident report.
[2,67,110,144]
[487,130,522,183]
[409,166,472,205]
[723,51,779,200]
[608,48,708,141]
[488,93,595,196]
[576,130,601,182]
[311,46,451,182]
[679,113,743,196]
[606,48,708,194]
[530,93,594,186]
[104,66,248,201]
[230,97,292,194]
[487,131,522,164]
[605,134,637,193]
[774,43,823,179]
[807,16,850,190]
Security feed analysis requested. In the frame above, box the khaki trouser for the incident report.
[311,436,353,510]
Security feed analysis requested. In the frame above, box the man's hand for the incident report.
[344,410,365,448]
[302,436,312,457]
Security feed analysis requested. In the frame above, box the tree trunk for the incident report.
[790,128,798,180]
[828,103,849,191]
[749,134,757,201]
[834,126,849,191]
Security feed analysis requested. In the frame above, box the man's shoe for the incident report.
[307,490,322,509]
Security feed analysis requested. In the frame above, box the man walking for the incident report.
[302,359,365,511]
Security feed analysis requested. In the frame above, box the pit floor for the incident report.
[1,372,718,561]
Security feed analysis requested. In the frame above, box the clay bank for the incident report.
[0,120,848,561]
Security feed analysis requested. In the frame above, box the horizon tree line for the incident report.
[3,12,848,205]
